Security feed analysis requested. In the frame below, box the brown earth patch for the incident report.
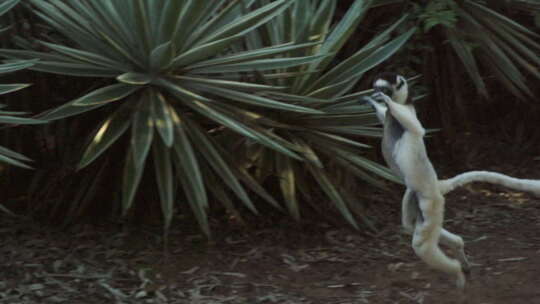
[1,132,539,304]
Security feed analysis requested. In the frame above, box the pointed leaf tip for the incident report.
[73,84,140,106]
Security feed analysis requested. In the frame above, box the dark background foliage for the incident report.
[0,0,538,234]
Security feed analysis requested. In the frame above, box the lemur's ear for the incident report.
[396,75,406,89]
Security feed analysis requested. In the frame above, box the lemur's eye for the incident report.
[396,79,405,90]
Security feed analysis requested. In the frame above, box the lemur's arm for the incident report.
[363,96,387,124]
[378,94,425,137]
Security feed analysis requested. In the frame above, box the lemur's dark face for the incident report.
[372,73,409,104]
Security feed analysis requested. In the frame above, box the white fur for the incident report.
[374,79,390,88]
[394,76,408,104]
[378,92,468,289]
[364,96,387,124]
[371,74,540,290]
[373,76,409,104]
[439,171,540,196]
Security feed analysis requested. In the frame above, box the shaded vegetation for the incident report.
[0,0,538,236]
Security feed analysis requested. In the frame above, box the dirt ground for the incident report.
[1,134,539,304]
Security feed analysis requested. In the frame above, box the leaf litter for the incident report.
[0,152,539,304]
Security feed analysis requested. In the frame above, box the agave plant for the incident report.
[0,0,46,216]
[447,1,539,98]
[369,0,540,134]
[0,59,44,170]
[380,0,540,98]
[0,0,45,169]
[219,0,416,228]
[0,0,360,234]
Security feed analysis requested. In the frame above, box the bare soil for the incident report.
[1,134,539,304]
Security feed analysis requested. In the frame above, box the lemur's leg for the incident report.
[377,93,425,136]
[412,194,466,289]
[401,188,416,234]
[440,229,471,274]
[402,189,470,275]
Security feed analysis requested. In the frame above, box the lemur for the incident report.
[362,73,540,289]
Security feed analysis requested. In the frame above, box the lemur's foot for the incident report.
[459,253,472,277]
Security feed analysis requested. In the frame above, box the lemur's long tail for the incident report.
[438,171,540,197]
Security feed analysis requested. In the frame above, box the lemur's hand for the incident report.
[361,95,387,124]
[361,96,380,109]
[372,92,392,104]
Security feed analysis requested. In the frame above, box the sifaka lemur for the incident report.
[362,72,540,289]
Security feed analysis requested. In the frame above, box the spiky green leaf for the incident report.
[276,154,299,220]
[150,90,174,147]
[73,83,139,106]
[0,84,31,95]
[0,0,19,17]
[307,164,358,229]
[152,138,175,231]
[0,60,38,74]
[78,104,132,170]
[131,94,154,168]
[121,149,144,215]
